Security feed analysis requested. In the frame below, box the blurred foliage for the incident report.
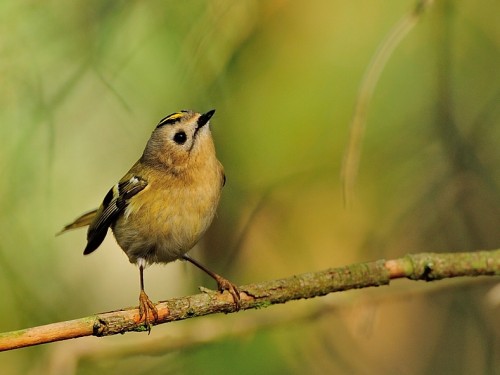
[0,0,499,374]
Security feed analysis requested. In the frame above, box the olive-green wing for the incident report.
[83,175,148,255]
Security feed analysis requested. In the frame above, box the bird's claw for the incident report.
[139,290,159,333]
[214,275,241,311]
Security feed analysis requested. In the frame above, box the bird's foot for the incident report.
[213,274,241,311]
[139,290,158,333]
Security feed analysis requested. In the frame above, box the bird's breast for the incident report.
[112,165,223,265]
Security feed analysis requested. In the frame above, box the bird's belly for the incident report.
[111,186,219,265]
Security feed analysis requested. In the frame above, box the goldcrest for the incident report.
[60,109,240,330]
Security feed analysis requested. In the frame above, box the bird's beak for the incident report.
[197,109,216,128]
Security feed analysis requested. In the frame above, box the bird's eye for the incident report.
[173,131,187,145]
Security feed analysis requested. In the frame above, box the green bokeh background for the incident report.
[1,1,499,374]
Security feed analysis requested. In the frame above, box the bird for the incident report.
[59,109,240,330]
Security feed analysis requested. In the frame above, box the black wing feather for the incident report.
[84,176,147,255]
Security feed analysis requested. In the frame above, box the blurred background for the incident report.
[1,0,499,374]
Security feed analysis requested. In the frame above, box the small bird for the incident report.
[60,109,240,330]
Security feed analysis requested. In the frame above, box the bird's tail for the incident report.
[57,209,98,235]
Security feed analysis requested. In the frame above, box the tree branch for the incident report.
[1,249,498,352]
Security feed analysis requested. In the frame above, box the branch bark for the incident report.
[1,249,498,352]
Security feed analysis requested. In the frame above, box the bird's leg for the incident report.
[182,254,241,310]
[138,259,158,332]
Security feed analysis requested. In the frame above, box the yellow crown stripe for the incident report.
[167,113,184,121]
[157,112,185,127]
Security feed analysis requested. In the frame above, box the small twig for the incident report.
[0,249,498,352]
